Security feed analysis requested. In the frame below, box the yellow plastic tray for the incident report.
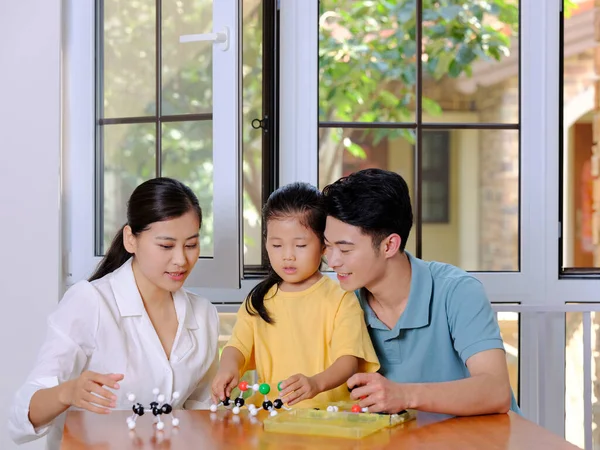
[263,404,416,439]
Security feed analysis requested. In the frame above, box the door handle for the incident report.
[180,27,230,51]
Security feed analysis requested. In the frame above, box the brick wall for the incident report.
[476,78,520,271]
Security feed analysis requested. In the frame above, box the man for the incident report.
[322,168,518,416]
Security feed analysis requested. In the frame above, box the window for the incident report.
[81,0,279,287]
[316,0,522,406]
[318,0,520,272]
[560,0,597,273]
[559,2,600,448]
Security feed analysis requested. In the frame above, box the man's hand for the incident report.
[347,372,411,413]
[279,373,320,406]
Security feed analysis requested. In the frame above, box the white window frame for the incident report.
[64,0,243,290]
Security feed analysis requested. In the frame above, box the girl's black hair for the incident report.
[245,182,326,323]
[88,177,202,281]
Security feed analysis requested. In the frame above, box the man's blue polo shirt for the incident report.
[357,252,520,413]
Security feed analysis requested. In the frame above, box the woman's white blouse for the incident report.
[8,259,219,449]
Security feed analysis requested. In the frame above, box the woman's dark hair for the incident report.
[246,182,326,324]
[89,177,202,282]
[322,168,413,252]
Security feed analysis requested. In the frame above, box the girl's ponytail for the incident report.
[245,269,282,324]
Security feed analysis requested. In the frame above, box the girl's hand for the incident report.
[58,371,123,414]
[211,367,239,404]
[279,373,320,406]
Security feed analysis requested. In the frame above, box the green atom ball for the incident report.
[277,381,283,391]
[259,383,271,395]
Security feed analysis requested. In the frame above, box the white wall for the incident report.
[0,1,62,449]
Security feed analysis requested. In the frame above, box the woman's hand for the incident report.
[58,371,123,414]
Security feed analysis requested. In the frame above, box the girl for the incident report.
[9,178,219,449]
[212,182,379,409]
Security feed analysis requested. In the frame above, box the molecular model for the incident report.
[210,381,291,417]
[321,404,368,413]
[126,388,181,430]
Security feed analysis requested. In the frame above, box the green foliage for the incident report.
[100,0,519,251]
[319,0,519,147]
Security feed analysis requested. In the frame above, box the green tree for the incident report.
[318,0,520,186]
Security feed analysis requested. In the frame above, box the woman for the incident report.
[9,177,218,448]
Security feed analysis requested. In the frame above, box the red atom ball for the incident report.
[239,381,249,391]
[351,404,361,413]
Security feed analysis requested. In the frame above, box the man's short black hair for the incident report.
[322,168,413,252]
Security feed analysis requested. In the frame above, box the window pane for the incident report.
[161,121,214,257]
[561,0,596,270]
[497,311,519,403]
[161,0,212,115]
[319,127,519,271]
[242,0,264,266]
[100,123,155,254]
[318,0,416,123]
[102,0,156,118]
[318,126,417,255]
[565,310,600,448]
[422,0,519,124]
[421,129,519,271]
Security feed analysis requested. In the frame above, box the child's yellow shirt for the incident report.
[225,276,380,408]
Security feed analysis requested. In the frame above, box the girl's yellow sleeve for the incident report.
[224,300,256,373]
[330,292,380,373]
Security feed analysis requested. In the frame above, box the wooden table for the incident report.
[61,409,580,449]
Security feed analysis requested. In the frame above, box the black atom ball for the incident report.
[273,399,283,409]
[262,400,273,411]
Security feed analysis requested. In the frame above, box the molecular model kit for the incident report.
[210,381,291,417]
[126,388,181,430]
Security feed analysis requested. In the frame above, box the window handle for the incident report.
[179,27,229,51]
